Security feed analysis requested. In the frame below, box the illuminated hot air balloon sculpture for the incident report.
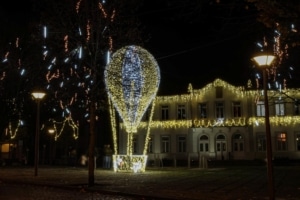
[104,45,160,172]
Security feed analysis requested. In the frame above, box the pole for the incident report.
[34,100,41,176]
[263,68,275,199]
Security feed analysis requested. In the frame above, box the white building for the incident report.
[118,78,300,166]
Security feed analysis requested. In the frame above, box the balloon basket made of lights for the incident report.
[113,154,148,173]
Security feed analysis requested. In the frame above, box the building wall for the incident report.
[117,79,300,165]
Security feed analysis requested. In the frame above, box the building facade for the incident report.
[118,79,300,166]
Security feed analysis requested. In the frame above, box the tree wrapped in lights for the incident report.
[247,0,300,90]
[1,0,145,185]
[249,24,299,91]
[246,22,300,116]
[0,35,41,145]
[105,45,160,172]
[37,0,146,185]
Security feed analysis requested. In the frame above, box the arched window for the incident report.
[216,134,225,140]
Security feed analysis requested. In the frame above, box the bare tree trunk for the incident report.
[88,101,96,187]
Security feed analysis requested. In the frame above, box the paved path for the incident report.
[0,181,136,200]
[0,165,299,200]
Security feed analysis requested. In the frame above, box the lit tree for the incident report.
[246,0,300,90]
[246,0,300,43]
[0,0,145,186]
[0,31,43,147]
[35,0,145,186]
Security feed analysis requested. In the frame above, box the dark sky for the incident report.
[0,1,32,41]
[139,0,263,95]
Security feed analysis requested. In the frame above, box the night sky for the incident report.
[139,0,263,95]
[0,1,32,41]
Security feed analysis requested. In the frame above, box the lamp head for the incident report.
[32,90,46,100]
[252,51,275,67]
[48,129,55,134]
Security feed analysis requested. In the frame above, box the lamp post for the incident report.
[48,128,55,165]
[252,54,275,200]
[32,91,46,176]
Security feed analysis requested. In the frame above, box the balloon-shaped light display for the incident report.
[104,45,160,134]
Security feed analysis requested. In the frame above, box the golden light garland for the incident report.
[249,116,300,127]
[121,115,300,130]
[50,117,79,141]
[6,120,22,139]
[156,78,300,103]
[117,78,300,130]
[136,118,242,129]
[143,100,156,155]
[108,98,118,155]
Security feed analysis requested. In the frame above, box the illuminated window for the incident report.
[233,133,244,151]
[296,133,300,151]
[257,134,266,151]
[199,135,209,152]
[232,102,241,117]
[161,105,169,120]
[1,144,10,153]
[275,100,285,116]
[215,102,224,118]
[161,136,170,153]
[177,136,186,153]
[216,86,223,98]
[177,105,186,119]
[198,103,207,118]
[256,101,265,117]
[276,132,287,151]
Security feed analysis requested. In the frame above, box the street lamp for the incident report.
[252,53,275,200]
[32,91,46,176]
